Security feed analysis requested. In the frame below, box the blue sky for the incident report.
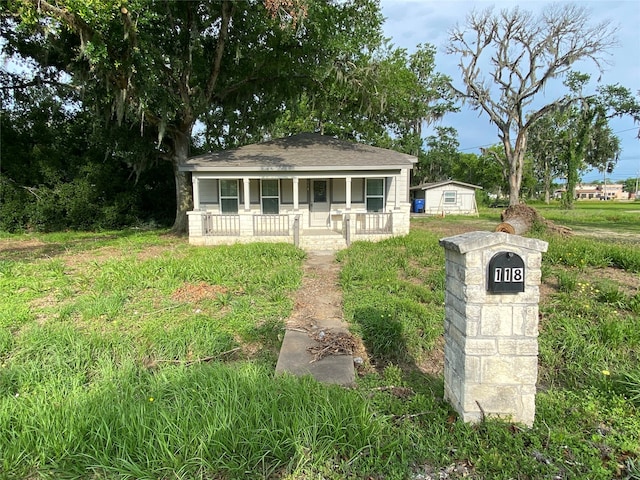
[380,0,640,184]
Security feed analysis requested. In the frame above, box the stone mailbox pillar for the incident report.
[439,231,548,426]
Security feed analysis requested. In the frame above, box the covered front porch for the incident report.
[187,175,407,251]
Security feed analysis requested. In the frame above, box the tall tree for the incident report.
[414,126,459,184]
[527,110,568,204]
[447,4,618,206]
[527,72,638,207]
[8,0,382,233]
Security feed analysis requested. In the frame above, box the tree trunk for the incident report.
[508,173,520,206]
[495,204,542,235]
[543,160,551,204]
[495,218,529,234]
[171,131,193,234]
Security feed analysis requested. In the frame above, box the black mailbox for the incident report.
[488,251,525,293]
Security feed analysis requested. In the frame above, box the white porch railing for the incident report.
[200,212,393,245]
[253,214,290,236]
[354,212,393,234]
[203,214,240,236]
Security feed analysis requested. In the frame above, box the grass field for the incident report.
[0,203,639,479]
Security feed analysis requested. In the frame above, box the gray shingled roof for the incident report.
[180,133,417,172]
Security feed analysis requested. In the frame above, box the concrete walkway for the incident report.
[275,252,355,386]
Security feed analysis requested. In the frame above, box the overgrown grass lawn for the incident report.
[1,211,639,479]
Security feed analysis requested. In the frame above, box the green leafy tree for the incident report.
[527,73,638,208]
[447,4,618,206]
[414,126,459,184]
[7,0,383,233]
[527,112,565,204]
[0,81,174,231]
[265,41,456,157]
[621,177,639,195]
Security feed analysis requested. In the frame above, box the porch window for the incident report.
[261,179,280,214]
[366,178,384,212]
[219,179,239,213]
[443,191,457,204]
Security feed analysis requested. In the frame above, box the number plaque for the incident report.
[488,251,525,293]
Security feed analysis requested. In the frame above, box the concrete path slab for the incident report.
[276,330,355,385]
[275,252,355,386]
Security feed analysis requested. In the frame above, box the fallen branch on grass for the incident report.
[307,330,356,363]
[392,411,434,422]
[145,347,242,369]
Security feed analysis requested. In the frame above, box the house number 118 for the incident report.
[493,267,524,283]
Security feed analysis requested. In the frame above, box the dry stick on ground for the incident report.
[307,331,356,363]
[392,411,435,422]
[151,347,242,367]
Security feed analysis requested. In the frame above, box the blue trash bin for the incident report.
[413,198,425,213]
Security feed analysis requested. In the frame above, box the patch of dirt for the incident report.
[62,246,126,273]
[0,238,54,262]
[171,282,234,303]
[410,218,495,238]
[416,335,445,377]
[286,253,344,330]
[570,227,640,244]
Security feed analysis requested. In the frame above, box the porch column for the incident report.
[293,177,299,211]
[394,175,399,210]
[346,176,352,210]
[243,177,251,211]
[193,176,200,210]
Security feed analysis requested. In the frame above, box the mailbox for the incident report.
[488,251,525,293]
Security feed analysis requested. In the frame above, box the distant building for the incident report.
[575,184,627,200]
[554,184,629,200]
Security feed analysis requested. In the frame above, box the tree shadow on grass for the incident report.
[351,305,445,396]
[0,229,167,262]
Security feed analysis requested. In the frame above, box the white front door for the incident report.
[310,179,330,227]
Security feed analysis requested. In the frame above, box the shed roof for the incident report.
[410,180,483,191]
[180,133,417,172]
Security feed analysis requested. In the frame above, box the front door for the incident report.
[310,179,330,227]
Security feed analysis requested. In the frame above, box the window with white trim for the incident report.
[366,178,384,212]
[219,179,239,213]
[261,179,280,214]
[443,190,457,204]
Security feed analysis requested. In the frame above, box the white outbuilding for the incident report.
[410,180,482,216]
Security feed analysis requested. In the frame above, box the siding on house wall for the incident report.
[193,176,410,212]
[424,185,478,215]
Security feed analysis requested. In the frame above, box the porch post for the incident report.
[293,177,299,211]
[394,175,399,210]
[346,176,352,210]
[192,176,200,210]
[243,177,251,211]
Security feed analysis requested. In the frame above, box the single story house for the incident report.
[180,133,417,251]
[410,180,482,216]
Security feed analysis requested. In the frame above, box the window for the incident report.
[261,179,279,214]
[443,191,457,204]
[219,179,239,213]
[366,178,384,212]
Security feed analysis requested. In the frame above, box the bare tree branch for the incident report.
[446,4,618,205]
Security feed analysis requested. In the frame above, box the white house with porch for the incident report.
[180,133,417,251]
